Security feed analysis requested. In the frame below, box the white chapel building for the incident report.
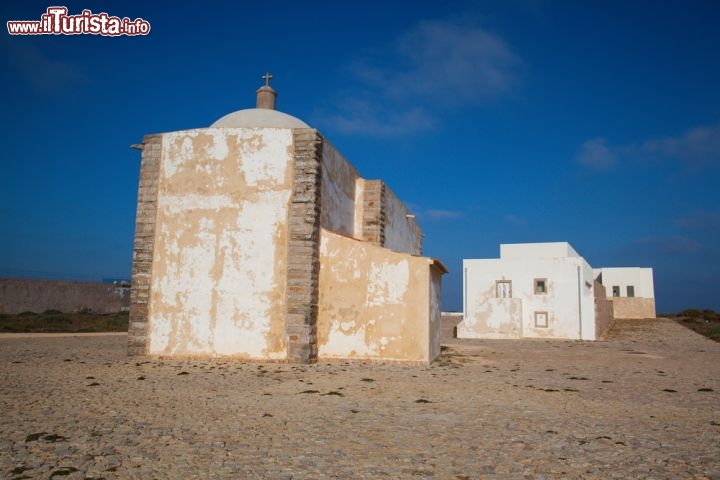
[127,75,446,364]
[457,242,615,341]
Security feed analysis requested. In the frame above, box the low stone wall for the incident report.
[440,312,464,342]
[610,297,656,319]
[594,282,615,339]
[0,278,130,314]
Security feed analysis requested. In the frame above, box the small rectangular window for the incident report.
[496,280,512,298]
[627,285,635,297]
[612,286,620,297]
[534,278,547,295]
[535,311,548,328]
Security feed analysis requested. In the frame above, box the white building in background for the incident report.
[458,243,614,341]
[593,267,656,319]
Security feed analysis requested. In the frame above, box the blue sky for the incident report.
[1,1,718,313]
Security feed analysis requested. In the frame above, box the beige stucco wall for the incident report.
[609,297,656,319]
[317,229,438,363]
[146,128,293,359]
[383,186,422,255]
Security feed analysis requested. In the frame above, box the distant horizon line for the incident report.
[0,270,131,283]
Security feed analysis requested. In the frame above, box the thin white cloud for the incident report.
[503,214,526,226]
[578,123,720,171]
[316,19,521,137]
[353,20,521,104]
[576,138,616,170]
[2,37,88,91]
[674,210,720,230]
[320,98,435,137]
[634,235,704,255]
[636,124,720,167]
[424,209,463,220]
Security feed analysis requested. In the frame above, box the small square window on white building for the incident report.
[612,286,620,297]
[627,285,635,297]
[496,280,512,298]
[534,278,547,294]
[535,311,548,328]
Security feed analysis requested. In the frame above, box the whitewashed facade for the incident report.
[458,242,602,340]
[593,267,656,319]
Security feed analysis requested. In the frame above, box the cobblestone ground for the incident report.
[1,319,718,479]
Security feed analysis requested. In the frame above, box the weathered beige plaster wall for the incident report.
[383,186,422,255]
[609,297,656,319]
[316,229,439,363]
[147,128,293,359]
[320,140,359,238]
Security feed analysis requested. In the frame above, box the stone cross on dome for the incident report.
[256,71,277,110]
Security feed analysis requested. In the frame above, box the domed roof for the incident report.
[210,108,310,129]
[210,73,310,129]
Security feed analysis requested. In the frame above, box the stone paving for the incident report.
[1,319,718,479]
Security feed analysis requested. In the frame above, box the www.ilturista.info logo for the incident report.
[7,7,150,36]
